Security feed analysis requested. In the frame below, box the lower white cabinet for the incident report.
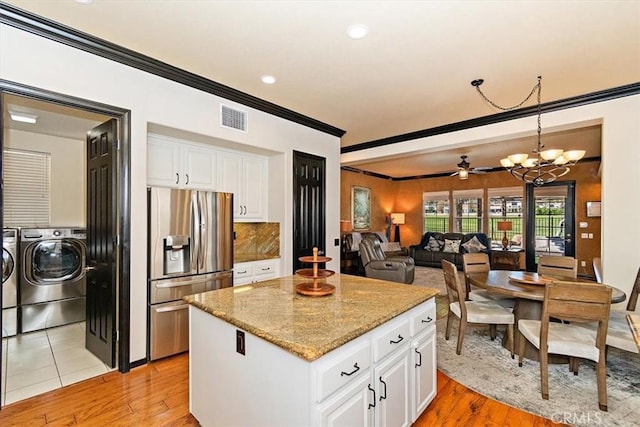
[233,259,280,286]
[189,297,436,427]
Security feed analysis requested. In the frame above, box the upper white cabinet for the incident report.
[147,134,217,190]
[218,150,268,221]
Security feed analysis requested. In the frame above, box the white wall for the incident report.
[0,24,342,362]
[4,129,85,227]
[344,95,640,308]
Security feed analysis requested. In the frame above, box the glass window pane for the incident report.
[423,193,449,233]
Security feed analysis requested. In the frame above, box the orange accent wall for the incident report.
[341,161,601,276]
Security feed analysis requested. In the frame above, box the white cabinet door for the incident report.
[374,345,411,427]
[218,151,243,216]
[147,137,181,187]
[317,375,372,427]
[411,329,436,422]
[233,259,280,286]
[182,145,216,190]
[148,135,217,190]
[218,151,268,221]
[241,155,267,219]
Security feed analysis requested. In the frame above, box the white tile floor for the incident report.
[1,322,114,405]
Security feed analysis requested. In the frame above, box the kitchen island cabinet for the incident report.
[185,274,438,426]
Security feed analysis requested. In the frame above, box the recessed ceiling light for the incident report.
[347,24,369,40]
[261,75,276,84]
[9,111,38,124]
[75,0,94,4]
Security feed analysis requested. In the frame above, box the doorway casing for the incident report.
[0,79,131,374]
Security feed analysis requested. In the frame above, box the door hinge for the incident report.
[113,234,120,246]
[115,139,121,150]
[114,329,119,342]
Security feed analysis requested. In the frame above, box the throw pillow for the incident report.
[443,238,461,253]
[425,236,444,251]
[461,236,487,253]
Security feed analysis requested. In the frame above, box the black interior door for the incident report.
[86,119,117,367]
[292,151,326,273]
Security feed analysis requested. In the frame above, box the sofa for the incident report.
[409,232,491,270]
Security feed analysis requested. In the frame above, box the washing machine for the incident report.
[19,227,86,333]
[2,228,18,337]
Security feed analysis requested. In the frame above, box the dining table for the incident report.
[466,270,627,362]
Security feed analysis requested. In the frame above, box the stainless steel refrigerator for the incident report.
[148,187,233,360]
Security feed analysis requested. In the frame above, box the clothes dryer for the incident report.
[19,227,86,333]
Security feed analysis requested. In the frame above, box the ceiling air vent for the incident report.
[220,105,248,132]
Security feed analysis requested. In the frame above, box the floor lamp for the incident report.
[391,213,405,243]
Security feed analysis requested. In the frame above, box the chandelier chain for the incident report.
[474,77,541,111]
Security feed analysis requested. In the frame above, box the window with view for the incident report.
[488,187,523,250]
[423,191,449,233]
[452,189,483,233]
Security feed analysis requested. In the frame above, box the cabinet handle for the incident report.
[415,348,422,368]
[367,384,376,409]
[185,174,189,185]
[261,268,271,271]
[389,334,404,345]
[175,173,179,184]
[379,376,387,401]
[340,362,360,377]
[421,316,433,324]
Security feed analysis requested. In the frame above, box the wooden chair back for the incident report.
[442,259,465,315]
[627,266,640,311]
[593,257,603,283]
[462,253,490,274]
[538,255,578,279]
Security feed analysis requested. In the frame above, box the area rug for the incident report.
[413,266,640,426]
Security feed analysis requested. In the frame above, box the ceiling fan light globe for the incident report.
[500,158,515,167]
[540,149,564,161]
[459,169,469,179]
[563,150,586,161]
[508,153,528,164]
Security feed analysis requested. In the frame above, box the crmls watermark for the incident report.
[551,411,603,425]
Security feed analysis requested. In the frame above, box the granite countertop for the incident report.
[184,274,439,361]
[234,254,280,263]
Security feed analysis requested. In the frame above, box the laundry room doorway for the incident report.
[0,82,131,407]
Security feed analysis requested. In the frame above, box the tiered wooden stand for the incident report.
[295,248,335,297]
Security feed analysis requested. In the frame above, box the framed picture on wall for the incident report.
[351,186,371,230]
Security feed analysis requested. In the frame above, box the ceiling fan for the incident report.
[450,155,491,179]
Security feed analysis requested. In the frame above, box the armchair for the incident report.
[359,238,415,284]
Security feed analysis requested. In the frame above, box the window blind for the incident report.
[3,149,51,227]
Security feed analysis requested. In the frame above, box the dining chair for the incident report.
[593,257,603,283]
[442,259,515,356]
[462,253,514,308]
[580,265,640,354]
[517,281,612,411]
[537,255,578,279]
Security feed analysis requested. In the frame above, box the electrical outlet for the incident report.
[236,330,245,355]
[581,261,587,267]
[581,233,588,239]
[334,238,340,246]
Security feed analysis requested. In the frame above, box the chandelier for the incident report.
[471,76,585,186]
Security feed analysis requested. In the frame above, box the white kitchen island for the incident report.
[185,274,439,427]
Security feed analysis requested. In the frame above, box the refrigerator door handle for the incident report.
[198,193,206,270]
[191,193,200,273]
[154,279,207,289]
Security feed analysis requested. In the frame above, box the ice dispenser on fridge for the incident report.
[163,235,190,275]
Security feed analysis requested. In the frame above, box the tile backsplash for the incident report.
[234,222,280,261]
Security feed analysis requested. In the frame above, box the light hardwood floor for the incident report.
[0,353,563,426]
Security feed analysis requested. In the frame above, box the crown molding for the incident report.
[0,2,346,138]
[342,82,640,154]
